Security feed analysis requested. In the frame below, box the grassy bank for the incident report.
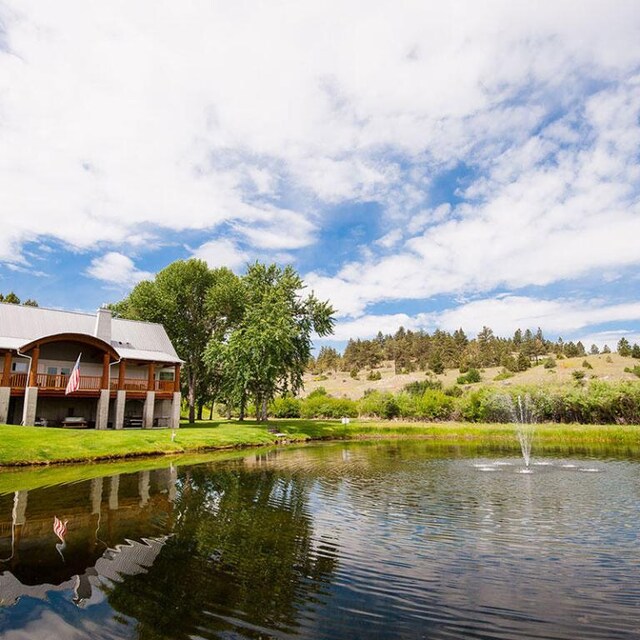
[0,419,638,468]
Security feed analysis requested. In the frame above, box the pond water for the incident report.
[1,441,639,639]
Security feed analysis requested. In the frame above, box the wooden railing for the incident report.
[8,374,174,392]
[36,373,102,391]
[9,373,27,389]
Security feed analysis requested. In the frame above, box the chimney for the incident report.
[94,307,112,343]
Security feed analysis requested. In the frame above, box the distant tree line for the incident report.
[310,326,640,375]
[0,292,38,306]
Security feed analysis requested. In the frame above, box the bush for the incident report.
[457,368,481,384]
[572,370,586,380]
[403,379,443,396]
[367,370,382,381]
[358,391,400,419]
[300,394,358,418]
[543,357,557,369]
[582,360,593,369]
[350,367,359,379]
[494,369,515,381]
[308,387,328,398]
[270,396,301,418]
[414,389,454,420]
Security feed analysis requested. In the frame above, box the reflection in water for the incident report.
[0,443,639,639]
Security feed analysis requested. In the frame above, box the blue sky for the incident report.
[1,0,639,350]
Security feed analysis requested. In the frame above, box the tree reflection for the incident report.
[106,461,337,639]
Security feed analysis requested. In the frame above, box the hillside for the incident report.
[302,353,639,400]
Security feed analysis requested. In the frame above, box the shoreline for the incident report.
[1,419,639,469]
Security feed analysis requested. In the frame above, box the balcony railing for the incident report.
[6,373,174,392]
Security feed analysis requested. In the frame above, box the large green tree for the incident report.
[206,263,334,421]
[112,259,241,423]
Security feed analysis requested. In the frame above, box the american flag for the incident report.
[65,353,81,395]
[53,515,68,543]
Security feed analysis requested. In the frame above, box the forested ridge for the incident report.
[310,326,640,375]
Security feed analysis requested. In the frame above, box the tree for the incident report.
[617,337,632,357]
[590,344,600,355]
[113,259,241,423]
[206,263,334,421]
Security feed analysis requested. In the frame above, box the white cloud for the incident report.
[86,252,151,287]
[1,0,639,268]
[191,238,249,271]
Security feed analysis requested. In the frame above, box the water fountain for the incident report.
[511,394,536,470]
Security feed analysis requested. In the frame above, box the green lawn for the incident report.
[0,419,638,468]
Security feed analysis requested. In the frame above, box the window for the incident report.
[159,371,175,381]
[47,367,58,375]
[11,362,27,373]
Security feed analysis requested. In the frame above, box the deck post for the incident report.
[143,391,155,429]
[171,391,181,429]
[22,386,38,426]
[28,347,39,387]
[2,352,11,387]
[96,389,110,430]
[114,390,126,429]
[0,386,10,424]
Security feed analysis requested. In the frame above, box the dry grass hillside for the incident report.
[302,353,639,400]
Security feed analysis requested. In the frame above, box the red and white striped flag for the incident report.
[65,353,81,395]
[53,515,68,543]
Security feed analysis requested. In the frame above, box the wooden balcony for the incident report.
[5,373,174,395]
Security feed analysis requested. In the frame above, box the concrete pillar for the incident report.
[143,391,155,429]
[91,477,103,515]
[171,391,181,429]
[109,475,120,510]
[12,490,28,526]
[168,464,177,502]
[95,389,110,430]
[139,470,150,507]
[0,386,10,424]
[22,386,38,426]
[114,390,126,429]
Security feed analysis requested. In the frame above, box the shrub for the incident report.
[367,370,382,381]
[572,370,586,380]
[543,357,557,369]
[300,394,358,418]
[403,379,443,396]
[308,387,328,398]
[414,389,454,420]
[350,368,359,379]
[494,369,515,381]
[444,385,463,397]
[270,396,301,418]
[358,391,400,419]
[457,368,481,384]
[582,360,593,369]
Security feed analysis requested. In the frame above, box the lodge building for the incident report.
[0,303,182,429]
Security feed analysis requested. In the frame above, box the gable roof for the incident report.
[0,303,181,364]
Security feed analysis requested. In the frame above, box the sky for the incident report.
[1,0,639,350]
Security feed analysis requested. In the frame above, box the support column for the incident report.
[22,386,38,426]
[173,364,181,392]
[90,477,103,515]
[171,392,181,429]
[2,352,11,387]
[12,490,28,554]
[114,390,126,429]
[0,386,10,424]
[139,470,150,507]
[143,391,155,429]
[118,360,126,390]
[28,347,39,387]
[96,389,110,430]
[101,353,110,390]
[147,363,156,391]
[109,475,120,511]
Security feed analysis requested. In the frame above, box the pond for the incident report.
[1,441,639,639]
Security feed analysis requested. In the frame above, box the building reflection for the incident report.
[0,466,178,608]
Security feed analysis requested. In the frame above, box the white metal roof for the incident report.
[0,303,181,364]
